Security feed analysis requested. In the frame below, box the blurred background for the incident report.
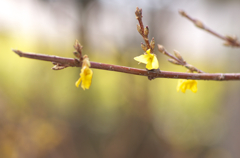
[0,0,240,157]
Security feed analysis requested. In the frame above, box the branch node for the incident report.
[218,74,225,80]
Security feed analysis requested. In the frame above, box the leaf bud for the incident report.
[168,59,180,65]
[144,26,149,37]
[157,44,165,53]
[137,24,142,35]
[135,7,142,19]
[150,37,155,50]
[141,43,148,52]
[194,20,204,29]
[173,50,184,62]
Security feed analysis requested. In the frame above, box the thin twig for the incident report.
[13,49,81,66]
[157,45,183,64]
[135,7,154,52]
[179,10,240,47]
[157,45,204,73]
[12,49,240,81]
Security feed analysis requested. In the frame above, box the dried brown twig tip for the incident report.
[157,45,204,73]
[73,40,83,60]
[12,49,23,57]
[179,10,240,47]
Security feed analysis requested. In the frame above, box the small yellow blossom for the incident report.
[177,79,197,93]
[134,49,159,70]
[75,56,93,90]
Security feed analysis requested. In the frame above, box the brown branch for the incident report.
[12,49,240,81]
[179,10,240,47]
[13,49,81,67]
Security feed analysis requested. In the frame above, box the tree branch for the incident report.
[179,10,240,47]
[12,49,240,81]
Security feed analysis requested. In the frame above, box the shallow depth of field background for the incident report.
[0,0,240,158]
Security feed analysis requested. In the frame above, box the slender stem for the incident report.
[135,7,151,50]
[12,49,240,81]
[137,19,150,49]
[179,10,240,47]
[157,45,204,73]
[160,48,184,64]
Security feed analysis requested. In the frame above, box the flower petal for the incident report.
[76,56,93,90]
[134,49,159,70]
[176,79,198,93]
[180,82,186,93]
[81,68,93,90]
[134,54,149,64]
[177,79,183,92]
[146,49,151,55]
[190,80,198,93]
[75,78,81,88]
[151,55,159,69]
[146,59,153,70]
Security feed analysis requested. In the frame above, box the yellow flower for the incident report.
[177,79,197,93]
[75,56,93,90]
[134,49,159,70]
